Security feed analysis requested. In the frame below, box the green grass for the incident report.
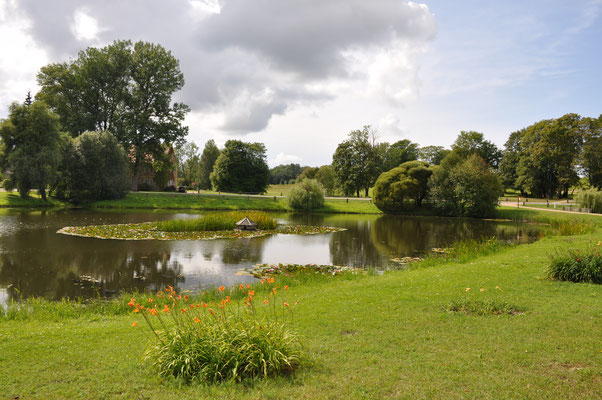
[1,208,601,398]
[90,192,382,214]
[0,191,66,208]
[547,243,602,284]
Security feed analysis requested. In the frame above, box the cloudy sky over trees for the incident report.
[1,0,600,166]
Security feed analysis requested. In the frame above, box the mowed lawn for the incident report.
[1,218,600,399]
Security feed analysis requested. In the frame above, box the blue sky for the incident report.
[0,0,600,167]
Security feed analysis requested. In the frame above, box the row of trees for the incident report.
[0,40,189,201]
[499,114,601,197]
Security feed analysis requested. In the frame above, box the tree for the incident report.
[511,114,583,198]
[175,141,200,187]
[315,165,336,196]
[372,160,433,212]
[54,131,130,203]
[498,129,524,192]
[287,179,325,210]
[296,166,318,182]
[332,126,379,197]
[581,116,602,189]
[198,139,221,190]
[419,145,450,165]
[429,154,502,217]
[37,40,190,186]
[451,131,502,169]
[0,100,64,199]
[269,163,303,184]
[210,140,269,193]
[381,139,420,171]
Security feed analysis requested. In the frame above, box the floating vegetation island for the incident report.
[57,211,345,240]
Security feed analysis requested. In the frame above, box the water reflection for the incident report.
[0,209,541,302]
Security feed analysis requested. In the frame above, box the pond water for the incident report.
[0,209,541,302]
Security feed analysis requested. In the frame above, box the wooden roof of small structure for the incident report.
[235,217,257,227]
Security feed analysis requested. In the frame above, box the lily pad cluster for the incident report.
[57,223,345,241]
[244,263,363,278]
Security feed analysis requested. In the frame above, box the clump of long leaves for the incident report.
[156,211,278,232]
[129,282,305,383]
[547,241,602,284]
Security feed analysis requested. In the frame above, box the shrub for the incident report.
[2,178,14,192]
[575,189,602,213]
[287,179,324,210]
[163,185,176,192]
[547,243,602,284]
[156,211,278,232]
[130,284,305,383]
[372,160,432,212]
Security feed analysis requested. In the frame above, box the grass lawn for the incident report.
[90,192,382,214]
[0,191,66,208]
[1,208,600,398]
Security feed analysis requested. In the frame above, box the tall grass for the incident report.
[496,209,598,236]
[156,211,278,232]
[575,189,602,213]
[418,237,512,269]
[132,284,306,382]
[547,242,602,284]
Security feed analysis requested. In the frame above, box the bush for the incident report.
[130,284,305,383]
[2,178,14,192]
[287,179,325,210]
[575,189,602,213]
[547,243,602,284]
[372,161,432,212]
[163,185,176,192]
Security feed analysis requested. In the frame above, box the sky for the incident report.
[0,0,601,167]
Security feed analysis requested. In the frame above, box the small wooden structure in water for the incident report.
[235,217,258,231]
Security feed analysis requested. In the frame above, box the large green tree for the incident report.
[198,139,221,190]
[315,165,336,196]
[37,40,189,186]
[429,154,502,218]
[451,131,502,169]
[54,131,130,203]
[0,100,65,199]
[372,160,433,212]
[210,140,269,193]
[332,126,379,197]
[381,139,420,171]
[505,114,583,198]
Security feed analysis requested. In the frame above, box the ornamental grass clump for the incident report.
[129,282,305,383]
[156,211,277,232]
[547,242,602,284]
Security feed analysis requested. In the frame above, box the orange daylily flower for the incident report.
[163,304,170,313]
[284,285,289,291]
[133,307,140,313]
[150,308,158,316]
[181,308,187,313]
[219,285,225,292]
[132,321,138,327]
[248,290,255,296]
[263,299,269,304]
[194,317,200,323]
[128,298,136,307]
[148,298,153,303]
[283,302,290,307]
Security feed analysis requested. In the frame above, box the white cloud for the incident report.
[70,9,101,42]
[269,153,302,167]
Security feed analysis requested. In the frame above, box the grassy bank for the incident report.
[0,191,66,208]
[1,208,601,398]
[90,192,382,214]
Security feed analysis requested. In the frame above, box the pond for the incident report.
[0,209,541,303]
